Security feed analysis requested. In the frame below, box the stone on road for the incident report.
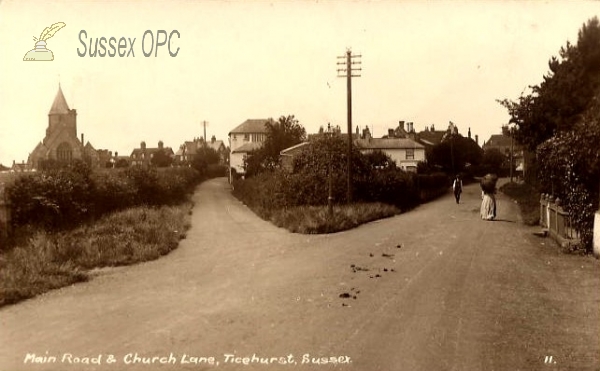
[1,178,598,371]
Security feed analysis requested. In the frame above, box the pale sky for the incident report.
[1,0,598,165]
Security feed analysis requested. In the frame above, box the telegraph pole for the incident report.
[337,48,361,203]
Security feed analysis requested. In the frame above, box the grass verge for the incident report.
[500,181,540,226]
[254,203,400,234]
[0,203,192,307]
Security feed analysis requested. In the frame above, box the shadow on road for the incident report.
[491,218,517,223]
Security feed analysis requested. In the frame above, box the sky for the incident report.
[1,0,598,166]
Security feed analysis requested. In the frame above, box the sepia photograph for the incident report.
[1,1,599,370]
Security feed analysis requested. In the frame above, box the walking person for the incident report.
[452,175,463,204]
[480,174,497,220]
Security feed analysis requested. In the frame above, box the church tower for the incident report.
[47,84,77,139]
[28,85,89,168]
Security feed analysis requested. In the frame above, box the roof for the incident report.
[280,142,310,156]
[483,134,512,148]
[355,138,424,150]
[49,85,70,115]
[207,140,226,151]
[417,130,446,146]
[231,142,263,153]
[229,119,270,135]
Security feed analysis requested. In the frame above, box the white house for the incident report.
[355,137,425,172]
[228,119,269,180]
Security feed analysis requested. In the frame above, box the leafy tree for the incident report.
[245,115,306,177]
[482,148,506,171]
[151,149,173,167]
[115,158,129,168]
[427,135,483,174]
[498,17,600,151]
[497,17,600,252]
[197,147,220,165]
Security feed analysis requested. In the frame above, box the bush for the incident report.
[6,164,201,233]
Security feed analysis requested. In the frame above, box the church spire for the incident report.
[49,84,70,115]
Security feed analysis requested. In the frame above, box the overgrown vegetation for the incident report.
[5,161,201,232]
[0,203,192,307]
[498,17,600,252]
[500,182,541,226]
[268,203,400,234]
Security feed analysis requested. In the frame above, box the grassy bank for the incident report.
[500,181,540,226]
[251,203,400,234]
[0,203,192,307]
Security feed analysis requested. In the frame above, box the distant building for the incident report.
[355,126,425,172]
[229,119,269,179]
[175,135,229,166]
[280,125,425,173]
[27,85,107,170]
[130,140,174,167]
[206,135,229,165]
[483,130,524,175]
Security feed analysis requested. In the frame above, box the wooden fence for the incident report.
[540,194,580,248]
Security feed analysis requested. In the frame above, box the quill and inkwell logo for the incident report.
[23,22,66,61]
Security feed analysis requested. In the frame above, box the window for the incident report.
[56,142,73,162]
[244,134,249,141]
[406,149,414,160]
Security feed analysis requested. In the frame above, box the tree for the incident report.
[245,115,306,177]
[427,135,483,174]
[151,149,173,167]
[497,17,600,251]
[481,148,506,172]
[498,17,600,151]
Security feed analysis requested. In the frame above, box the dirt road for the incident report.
[1,178,598,371]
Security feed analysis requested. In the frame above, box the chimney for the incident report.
[388,128,394,137]
[399,121,405,131]
[355,126,359,136]
[431,124,435,131]
[363,126,371,140]
[141,141,146,150]
[475,135,479,145]
[409,122,414,133]
[211,135,216,143]
[158,140,164,149]
[468,127,472,139]
[81,133,84,144]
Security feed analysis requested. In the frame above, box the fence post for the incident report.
[540,194,547,228]
[555,198,566,238]
[594,186,600,257]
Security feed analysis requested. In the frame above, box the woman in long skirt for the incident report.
[480,174,497,220]
[480,191,496,220]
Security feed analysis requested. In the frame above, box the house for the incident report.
[206,135,229,165]
[228,119,269,178]
[130,140,174,167]
[175,138,201,164]
[483,129,524,175]
[355,127,425,172]
[280,125,426,173]
[27,85,107,170]
[175,135,229,165]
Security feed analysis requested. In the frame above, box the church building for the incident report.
[28,85,105,169]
